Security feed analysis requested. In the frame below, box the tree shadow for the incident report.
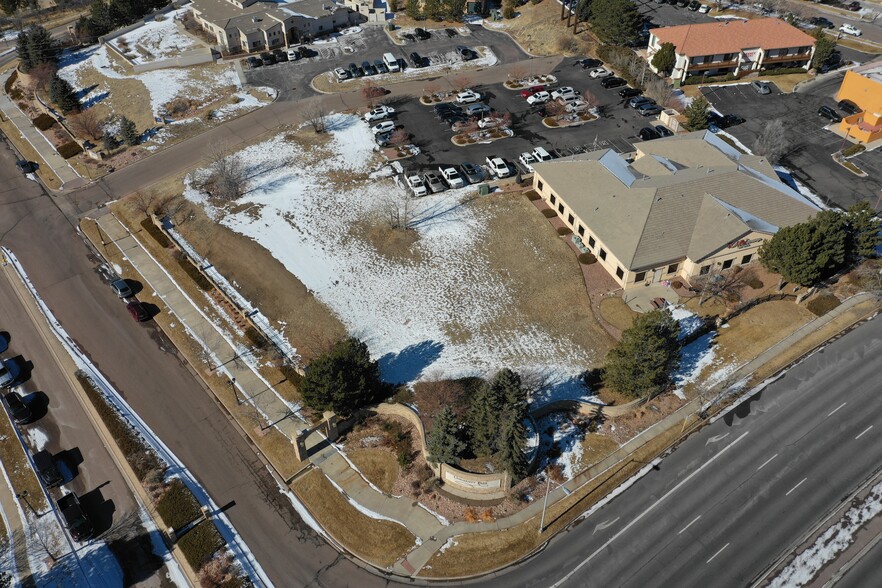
[79,485,115,538]
[378,340,444,384]
[103,511,164,586]
[723,390,763,427]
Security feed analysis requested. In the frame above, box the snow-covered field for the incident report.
[184,114,592,388]
[108,8,200,65]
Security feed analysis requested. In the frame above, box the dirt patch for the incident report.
[580,433,620,468]
[600,392,686,445]
[347,449,399,494]
[485,2,597,57]
[599,297,637,332]
[291,469,416,568]
[349,219,423,264]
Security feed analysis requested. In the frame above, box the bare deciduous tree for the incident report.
[381,188,413,230]
[304,103,327,133]
[69,108,104,141]
[752,119,790,164]
[130,189,158,218]
[29,61,57,92]
[202,144,246,202]
[413,378,468,420]
[361,81,382,107]
[690,267,754,306]
[855,263,882,300]
[389,128,409,148]
[423,81,441,98]
[643,78,676,108]
[545,99,568,120]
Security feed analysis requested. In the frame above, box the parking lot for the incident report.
[633,0,716,28]
[243,25,527,101]
[700,78,882,210]
[388,57,675,178]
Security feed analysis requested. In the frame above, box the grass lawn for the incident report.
[292,469,415,568]
[599,297,637,332]
[714,300,816,368]
[484,1,597,57]
[0,116,63,191]
[347,449,399,494]
[0,410,49,513]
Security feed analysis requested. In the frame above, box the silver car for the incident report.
[110,279,132,299]
[423,172,446,193]
[750,81,771,95]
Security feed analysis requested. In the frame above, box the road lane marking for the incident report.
[757,453,778,472]
[786,478,807,496]
[678,515,701,535]
[856,426,873,440]
[593,517,620,535]
[706,432,730,446]
[706,543,730,564]
[827,402,847,417]
[550,430,750,588]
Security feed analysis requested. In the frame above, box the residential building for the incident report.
[835,60,882,144]
[647,18,815,83]
[530,132,819,291]
[191,0,358,54]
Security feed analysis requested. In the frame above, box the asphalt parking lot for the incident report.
[633,0,716,28]
[391,57,672,177]
[243,25,527,101]
[701,78,882,209]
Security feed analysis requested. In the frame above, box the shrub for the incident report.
[806,293,841,316]
[8,86,23,100]
[139,218,172,248]
[671,280,683,289]
[32,113,56,131]
[682,73,737,85]
[57,141,83,159]
[526,190,541,201]
[746,277,764,289]
[177,521,226,570]
[157,478,202,531]
[172,251,214,291]
[542,209,557,218]
[760,67,807,76]
[557,226,572,235]
[244,326,268,350]
[392,386,414,404]
[4,70,16,95]
[578,252,596,264]
[842,144,866,158]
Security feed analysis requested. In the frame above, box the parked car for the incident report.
[372,121,397,135]
[409,52,424,67]
[601,76,626,89]
[446,28,459,38]
[361,60,377,76]
[0,360,19,389]
[688,0,700,10]
[110,278,132,298]
[520,85,545,98]
[518,152,537,173]
[809,16,834,29]
[434,103,462,115]
[33,450,63,487]
[588,67,612,78]
[551,86,578,100]
[406,174,428,197]
[15,160,36,174]
[375,131,393,147]
[402,33,416,42]
[527,91,551,105]
[348,62,364,78]
[619,87,642,99]
[677,0,689,7]
[247,57,262,69]
[272,49,288,62]
[287,47,302,61]
[415,27,431,40]
[846,1,861,11]
[57,493,94,542]
[374,59,388,74]
[423,171,446,193]
[477,117,503,129]
[364,105,396,122]
[2,391,30,424]
[460,162,484,184]
[333,67,349,81]
[127,301,150,322]
[628,96,655,109]
[838,99,860,115]
[654,125,674,137]
[464,103,491,116]
[456,46,477,60]
[637,103,663,116]
[260,52,275,66]
[750,80,771,95]
[698,3,710,12]
[456,90,482,104]
[639,126,661,141]
[578,58,602,69]
[818,105,842,122]
[486,156,512,178]
[439,166,465,188]
[532,146,553,162]
[839,23,862,37]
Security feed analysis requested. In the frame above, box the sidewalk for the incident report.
[0,91,84,189]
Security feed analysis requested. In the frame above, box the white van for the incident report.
[383,53,400,72]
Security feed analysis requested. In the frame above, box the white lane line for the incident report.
[550,430,750,588]
[827,402,847,417]
[678,515,701,535]
[786,478,807,497]
[756,453,778,472]
[706,543,730,564]
[856,426,873,440]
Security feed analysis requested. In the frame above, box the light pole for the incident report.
[538,474,569,534]
[17,490,42,517]
[228,377,241,404]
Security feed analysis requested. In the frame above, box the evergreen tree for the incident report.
[0,0,20,17]
[405,0,421,20]
[15,30,32,72]
[502,0,516,19]
[684,95,710,131]
[588,0,642,45]
[119,116,139,145]
[443,0,466,20]
[845,201,882,259]
[651,42,676,77]
[422,0,444,19]
[426,406,464,465]
[493,369,529,478]
[102,132,118,151]
[300,337,382,417]
[759,210,848,285]
[466,381,499,456]
[26,26,58,69]
[48,75,80,114]
[604,310,680,399]
[810,29,836,70]
[495,413,528,478]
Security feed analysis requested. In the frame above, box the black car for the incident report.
[297,46,312,59]
[638,127,661,141]
[654,125,674,137]
[415,28,431,40]
[16,160,36,174]
[409,51,424,67]
[619,87,642,99]
[706,112,723,128]
[403,33,416,42]
[260,52,275,66]
[810,16,834,29]
[2,391,31,425]
[688,0,700,10]
[578,58,602,69]
[445,27,458,38]
[456,46,476,61]
[838,99,860,115]
[348,62,364,78]
[818,105,842,122]
[374,59,388,74]
[846,1,861,10]
[601,76,627,89]
[33,450,63,488]
[272,48,288,62]
[247,56,262,69]
[721,114,745,128]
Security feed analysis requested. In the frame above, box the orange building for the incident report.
[836,61,882,144]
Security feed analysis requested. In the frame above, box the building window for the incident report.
[741,254,752,264]
[252,41,259,48]
[588,236,596,248]
[537,180,544,191]
[722,259,733,270]
[635,271,646,282]
[616,266,624,279]
[599,248,607,260]
[558,203,564,214]
[319,25,324,30]
[667,263,678,274]
[700,264,710,275]
[567,213,574,225]
[577,225,585,236]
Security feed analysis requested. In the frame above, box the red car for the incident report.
[520,85,545,98]
[126,301,150,322]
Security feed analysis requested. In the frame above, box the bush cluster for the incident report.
[157,478,202,531]
[578,252,597,264]
[57,141,83,159]
[139,218,172,248]
[760,67,807,76]
[682,73,737,85]
[842,143,866,158]
[32,113,56,131]
[806,293,841,316]
[172,251,214,291]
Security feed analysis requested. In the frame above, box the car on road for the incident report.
[654,125,674,137]
[518,152,537,173]
[533,146,553,162]
[846,1,861,11]
[406,174,428,197]
[456,90,482,104]
[111,278,132,298]
[464,103,492,116]
[839,23,862,37]
[639,126,661,141]
[456,46,477,60]
[520,85,545,98]
[460,161,484,184]
[627,96,655,109]
[578,58,602,69]
[637,103,663,116]
[423,171,446,193]
[527,91,551,105]
[439,166,465,188]
[127,300,150,322]
[2,391,31,424]
[838,99,860,115]
[57,493,94,542]
[551,86,578,100]
[16,160,36,174]
[601,76,627,89]
[0,360,20,389]
[698,3,710,12]
[588,67,612,78]
[33,450,63,487]
[809,16,834,29]
[818,105,842,122]
[333,67,349,81]
[372,121,397,135]
[415,27,431,40]
[364,105,396,122]
[409,52,424,67]
[486,156,512,178]
[619,87,642,99]
[750,80,771,95]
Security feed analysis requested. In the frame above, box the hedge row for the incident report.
[177,521,226,571]
[58,141,83,159]
[157,478,202,531]
[139,217,172,248]
[683,73,737,85]
[32,113,56,131]
[842,143,866,158]
[174,253,214,291]
[760,67,807,76]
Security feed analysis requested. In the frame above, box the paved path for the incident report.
[0,92,83,189]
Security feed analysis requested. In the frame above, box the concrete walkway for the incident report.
[0,91,83,189]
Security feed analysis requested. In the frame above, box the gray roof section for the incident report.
[192,0,345,30]
[532,132,819,270]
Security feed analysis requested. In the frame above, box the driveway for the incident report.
[700,81,882,209]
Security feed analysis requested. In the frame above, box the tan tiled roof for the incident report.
[651,18,815,57]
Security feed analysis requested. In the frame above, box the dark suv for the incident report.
[33,450,63,487]
[601,76,626,89]
[818,105,842,122]
[838,99,860,115]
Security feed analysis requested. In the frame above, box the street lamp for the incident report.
[16,490,42,518]
[538,474,570,534]
[228,377,242,405]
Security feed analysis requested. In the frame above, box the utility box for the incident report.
[478,183,490,196]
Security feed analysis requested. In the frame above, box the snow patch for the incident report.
[25,427,49,451]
